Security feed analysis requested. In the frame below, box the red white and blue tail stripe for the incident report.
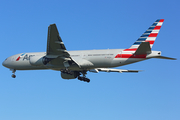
[129,19,164,49]
[115,19,164,59]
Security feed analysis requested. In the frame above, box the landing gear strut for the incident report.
[10,69,16,78]
[77,71,90,83]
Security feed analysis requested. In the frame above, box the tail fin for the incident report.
[130,19,164,49]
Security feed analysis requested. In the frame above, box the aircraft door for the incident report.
[104,50,114,66]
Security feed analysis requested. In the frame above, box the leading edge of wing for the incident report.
[89,68,141,73]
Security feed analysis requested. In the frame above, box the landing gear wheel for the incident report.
[10,69,16,78]
[85,78,90,83]
[12,74,16,78]
[78,76,82,81]
[78,76,90,83]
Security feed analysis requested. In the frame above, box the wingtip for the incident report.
[49,23,56,27]
[127,70,142,73]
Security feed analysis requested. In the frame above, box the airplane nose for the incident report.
[2,59,7,67]
[3,54,21,68]
[2,58,11,68]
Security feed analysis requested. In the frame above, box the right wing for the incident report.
[46,24,70,57]
[45,24,79,68]
[89,68,141,73]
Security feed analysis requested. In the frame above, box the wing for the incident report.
[46,24,79,68]
[89,68,141,73]
[46,24,70,57]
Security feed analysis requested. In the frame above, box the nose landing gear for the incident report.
[10,69,16,78]
[12,74,16,78]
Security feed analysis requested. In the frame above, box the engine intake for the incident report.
[29,56,51,66]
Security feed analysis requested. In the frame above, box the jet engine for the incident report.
[29,56,51,66]
[61,71,79,79]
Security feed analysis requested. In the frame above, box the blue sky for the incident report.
[0,0,179,120]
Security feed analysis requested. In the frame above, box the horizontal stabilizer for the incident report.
[153,56,176,60]
[134,42,151,55]
[89,68,141,73]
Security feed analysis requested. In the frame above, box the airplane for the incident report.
[2,19,176,82]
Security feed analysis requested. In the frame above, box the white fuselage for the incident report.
[2,49,161,71]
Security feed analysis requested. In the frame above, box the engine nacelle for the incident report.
[61,72,78,79]
[29,56,45,66]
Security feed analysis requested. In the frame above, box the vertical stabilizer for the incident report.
[130,19,164,49]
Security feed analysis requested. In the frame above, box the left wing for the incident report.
[89,68,141,73]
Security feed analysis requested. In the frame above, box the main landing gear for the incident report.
[78,76,90,83]
[61,69,90,83]
[77,71,90,83]
[10,69,16,78]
